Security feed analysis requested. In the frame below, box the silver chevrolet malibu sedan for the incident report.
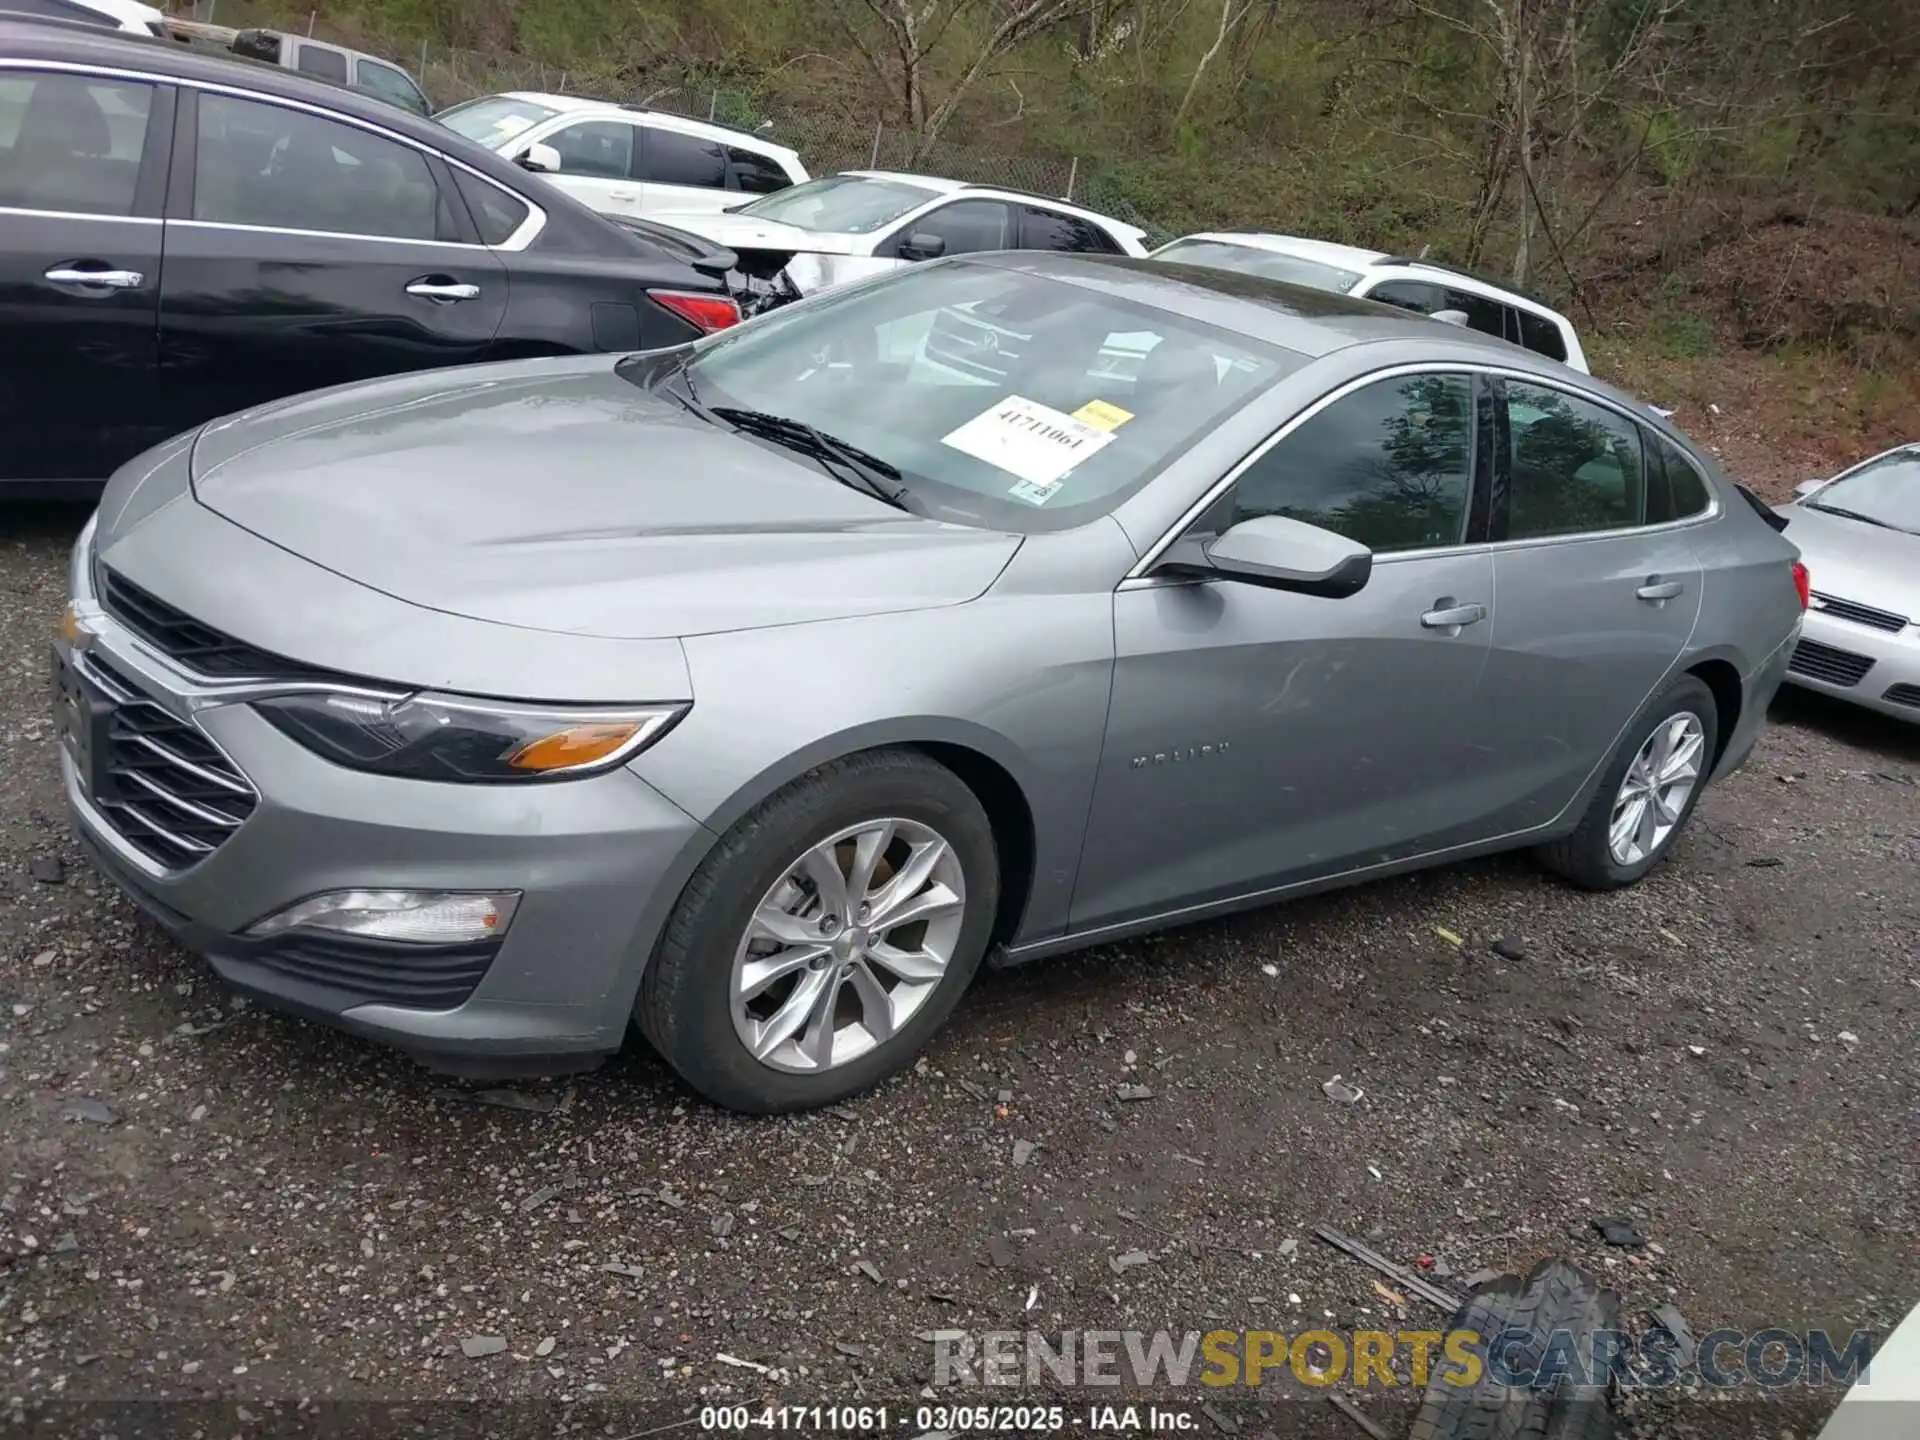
[56,253,1809,1112]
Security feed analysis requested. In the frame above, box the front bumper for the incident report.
[58,604,711,1076]
[1784,609,1920,723]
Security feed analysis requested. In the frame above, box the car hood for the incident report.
[187,356,1020,641]
[647,209,870,258]
[1779,502,1920,620]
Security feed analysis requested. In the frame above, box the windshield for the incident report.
[1808,450,1920,534]
[435,96,559,147]
[1152,238,1364,294]
[635,261,1297,532]
[731,174,943,234]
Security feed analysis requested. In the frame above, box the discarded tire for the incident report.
[1410,1258,1619,1440]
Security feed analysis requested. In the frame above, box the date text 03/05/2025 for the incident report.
[700,1404,1199,1432]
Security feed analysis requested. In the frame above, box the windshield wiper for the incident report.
[1806,501,1906,532]
[709,405,912,511]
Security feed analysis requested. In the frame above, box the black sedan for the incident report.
[0,21,743,495]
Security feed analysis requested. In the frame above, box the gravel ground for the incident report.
[2,502,1915,1438]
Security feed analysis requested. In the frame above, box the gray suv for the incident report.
[56,255,1807,1112]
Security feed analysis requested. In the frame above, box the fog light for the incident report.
[246,889,520,944]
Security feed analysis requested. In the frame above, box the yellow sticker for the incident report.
[1072,399,1134,431]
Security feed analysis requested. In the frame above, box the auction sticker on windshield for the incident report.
[942,395,1117,493]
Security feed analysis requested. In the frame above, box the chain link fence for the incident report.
[172,1,1173,242]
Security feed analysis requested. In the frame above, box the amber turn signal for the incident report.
[505,721,648,772]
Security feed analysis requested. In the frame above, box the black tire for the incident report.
[1410,1259,1620,1440]
[1537,673,1718,892]
[637,748,998,1114]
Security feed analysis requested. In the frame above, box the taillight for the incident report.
[647,289,740,334]
[1790,560,1811,610]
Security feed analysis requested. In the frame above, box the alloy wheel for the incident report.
[729,818,967,1074]
[1607,712,1706,867]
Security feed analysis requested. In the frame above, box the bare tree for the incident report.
[1172,0,1254,133]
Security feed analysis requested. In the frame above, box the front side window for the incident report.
[294,44,349,83]
[194,94,440,241]
[1154,238,1364,294]
[1801,449,1920,535]
[731,174,942,234]
[548,120,633,180]
[1222,373,1475,554]
[897,199,1012,257]
[1365,279,1445,314]
[355,60,428,115]
[642,262,1296,533]
[1504,381,1645,539]
[641,129,728,189]
[726,145,792,194]
[435,96,559,146]
[0,72,152,216]
[452,168,530,246]
[1019,205,1119,255]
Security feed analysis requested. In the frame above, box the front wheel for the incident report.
[637,750,999,1113]
[1537,673,1719,891]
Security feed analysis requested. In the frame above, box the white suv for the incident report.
[655,170,1150,298]
[435,91,809,221]
[1152,231,1589,372]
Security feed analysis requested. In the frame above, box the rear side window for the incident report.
[642,129,728,189]
[1644,433,1712,522]
[1503,381,1645,539]
[726,145,791,194]
[453,168,530,246]
[0,72,153,217]
[1017,204,1120,254]
[294,44,349,83]
[1442,287,1511,341]
[1517,309,1569,362]
[355,60,427,115]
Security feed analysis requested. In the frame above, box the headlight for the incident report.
[254,691,685,782]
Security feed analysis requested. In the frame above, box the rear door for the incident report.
[0,66,172,485]
[157,87,507,425]
[633,124,733,216]
[1475,375,1703,831]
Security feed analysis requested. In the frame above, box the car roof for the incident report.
[971,251,1638,397]
[494,89,802,158]
[73,0,162,22]
[834,170,1145,238]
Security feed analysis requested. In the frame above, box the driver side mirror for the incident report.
[897,231,946,262]
[1196,515,1373,598]
[515,141,561,174]
[1793,477,1827,498]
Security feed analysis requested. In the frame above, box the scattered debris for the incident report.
[1490,936,1527,962]
[601,1262,644,1279]
[853,1259,883,1284]
[1593,1217,1646,1248]
[957,1080,990,1102]
[1645,1303,1697,1367]
[1838,1031,1859,1045]
[459,1336,506,1359]
[710,1212,736,1238]
[432,1087,556,1114]
[833,1341,869,1360]
[1321,1075,1365,1104]
[987,1235,1016,1268]
[1434,926,1464,949]
[1109,1250,1151,1275]
[1260,963,1279,977]
[1687,1045,1707,1057]
[1314,1226,1463,1313]
[1278,1238,1298,1257]
[518,1186,560,1213]
[1115,1083,1155,1103]
[1372,1281,1408,1309]
[1200,1401,1240,1434]
[656,1187,687,1210]
[716,1352,775,1376]
[29,856,63,884]
[62,1098,117,1126]
[534,1337,556,1358]
[1745,856,1784,868]
[1011,1139,1037,1167]
[1327,1392,1391,1440]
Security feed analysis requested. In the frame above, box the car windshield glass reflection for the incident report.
[1809,453,1920,535]
[637,263,1297,532]
[731,174,943,233]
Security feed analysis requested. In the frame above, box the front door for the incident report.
[634,126,734,216]
[1071,371,1500,932]
[538,116,644,218]
[0,69,173,485]
[1474,378,1704,832]
[158,90,507,425]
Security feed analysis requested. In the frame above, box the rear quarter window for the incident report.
[1644,432,1713,522]
[1517,309,1569,362]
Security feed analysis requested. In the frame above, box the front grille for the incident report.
[245,933,499,1010]
[102,569,336,680]
[1787,637,1876,688]
[1883,683,1920,711]
[86,657,257,868]
[1811,592,1909,634]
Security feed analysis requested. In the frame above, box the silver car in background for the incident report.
[56,255,1807,1113]
[1778,443,1920,721]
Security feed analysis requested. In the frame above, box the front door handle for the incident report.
[1636,577,1685,603]
[608,189,639,201]
[405,278,481,303]
[45,265,144,290]
[1421,599,1488,631]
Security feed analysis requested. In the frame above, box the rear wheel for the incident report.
[638,750,998,1113]
[1537,674,1718,891]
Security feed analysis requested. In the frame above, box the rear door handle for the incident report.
[45,265,144,290]
[1636,578,1685,602]
[1421,600,1488,630]
[405,279,481,303]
